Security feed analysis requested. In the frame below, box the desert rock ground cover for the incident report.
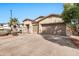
[0,34,79,56]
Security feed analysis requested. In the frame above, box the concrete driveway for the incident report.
[0,34,79,56]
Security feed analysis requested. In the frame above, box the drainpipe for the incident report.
[39,23,42,33]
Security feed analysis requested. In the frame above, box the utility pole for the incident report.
[10,10,12,19]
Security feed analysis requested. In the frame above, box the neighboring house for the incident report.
[23,14,66,35]
[3,24,11,30]
[0,23,11,30]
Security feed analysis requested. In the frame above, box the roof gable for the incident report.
[37,14,62,22]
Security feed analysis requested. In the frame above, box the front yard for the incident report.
[0,34,79,56]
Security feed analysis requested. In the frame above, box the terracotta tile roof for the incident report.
[32,16,45,24]
[23,14,62,24]
[34,16,45,21]
[46,14,61,18]
[36,14,62,23]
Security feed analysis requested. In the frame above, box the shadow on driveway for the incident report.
[40,34,78,49]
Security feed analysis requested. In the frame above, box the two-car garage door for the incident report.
[41,23,66,35]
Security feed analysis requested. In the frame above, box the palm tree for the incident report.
[9,18,19,26]
[8,18,19,35]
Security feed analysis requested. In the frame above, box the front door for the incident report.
[26,25,29,33]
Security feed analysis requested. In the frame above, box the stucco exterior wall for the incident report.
[39,17,64,24]
[38,16,66,35]
[38,23,42,33]
[40,23,66,35]
[23,16,66,35]
[23,20,33,33]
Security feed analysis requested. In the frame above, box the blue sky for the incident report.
[0,3,64,23]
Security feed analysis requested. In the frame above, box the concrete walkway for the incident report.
[0,34,79,56]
